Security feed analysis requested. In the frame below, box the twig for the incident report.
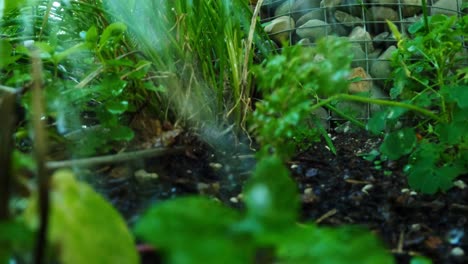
[0,92,17,219]
[31,49,49,264]
[46,146,186,169]
[315,208,337,224]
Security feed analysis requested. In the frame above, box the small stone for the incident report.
[453,180,466,190]
[431,0,462,16]
[370,45,396,83]
[305,168,319,177]
[209,162,223,170]
[450,247,464,257]
[230,197,239,203]
[296,9,325,28]
[367,6,399,22]
[361,184,373,194]
[321,0,342,8]
[401,0,422,17]
[134,169,159,182]
[264,16,295,44]
[297,38,312,45]
[348,67,372,93]
[292,0,322,20]
[275,0,294,17]
[304,187,314,195]
[349,26,374,52]
[334,10,363,27]
[296,19,330,40]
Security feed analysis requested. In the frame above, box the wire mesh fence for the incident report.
[259,0,467,128]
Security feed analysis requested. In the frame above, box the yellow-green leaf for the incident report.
[25,170,139,264]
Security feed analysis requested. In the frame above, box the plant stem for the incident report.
[311,94,443,122]
[46,146,185,169]
[31,50,49,264]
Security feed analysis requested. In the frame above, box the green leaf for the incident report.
[367,111,386,134]
[277,224,395,264]
[98,22,127,50]
[0,39,20,69]
[242,156,299,233]
[105,100,128,114]
[380,128,417,160]
[410,256,432,264]
[444,85,468,109]
[108,125,134,141]
[1,0,27,18]
[24,170,139,264]
[435,123,464,145]
[0,220,34,263]
[134,196,252,264]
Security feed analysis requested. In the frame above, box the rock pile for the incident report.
[258,0,464,120]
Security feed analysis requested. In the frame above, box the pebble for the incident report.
[296,9,325,27]
[450,247,464,257]
[349,26,374,52]
[305,168,319,177]
[431,0,462,16]
[264,16,295,44]
[348,67,373,93]
[370,45,397,84]
[296,19,330,40]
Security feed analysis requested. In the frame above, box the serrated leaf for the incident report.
[277,224,395,264]
[134,196,252,264]
[243,156,299,233]
[435,123,464,145]
[380,128,417,160]
[24,170,139,264]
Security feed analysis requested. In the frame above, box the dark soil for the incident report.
[93,131,468,264]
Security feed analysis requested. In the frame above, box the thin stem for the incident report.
[311,94,443,122]
[46,146,185,169]
[31,50,49,264]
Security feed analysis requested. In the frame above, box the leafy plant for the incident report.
[135,156,395,264]
[251,37,353,160]
[103,0,271,129]
[367,14,468,194]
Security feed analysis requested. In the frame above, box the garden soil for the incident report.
[93,131,468,264]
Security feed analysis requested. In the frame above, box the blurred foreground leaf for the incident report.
[134,196,252,264]
[25,170,139,264]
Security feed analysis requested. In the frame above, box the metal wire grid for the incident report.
[260,0,467,126]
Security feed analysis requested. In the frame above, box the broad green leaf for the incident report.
[380,128,417,160]
[85,26,99,44]
[277,224,395,264]
[242,156,299,233]
[24,170,139,264]
[134,196,252,264]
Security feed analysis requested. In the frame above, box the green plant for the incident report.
[251,37,354,160]
[135,156,395,264]
[103,0,270,129]
[366,13,468,194]
[0,1,164,156]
